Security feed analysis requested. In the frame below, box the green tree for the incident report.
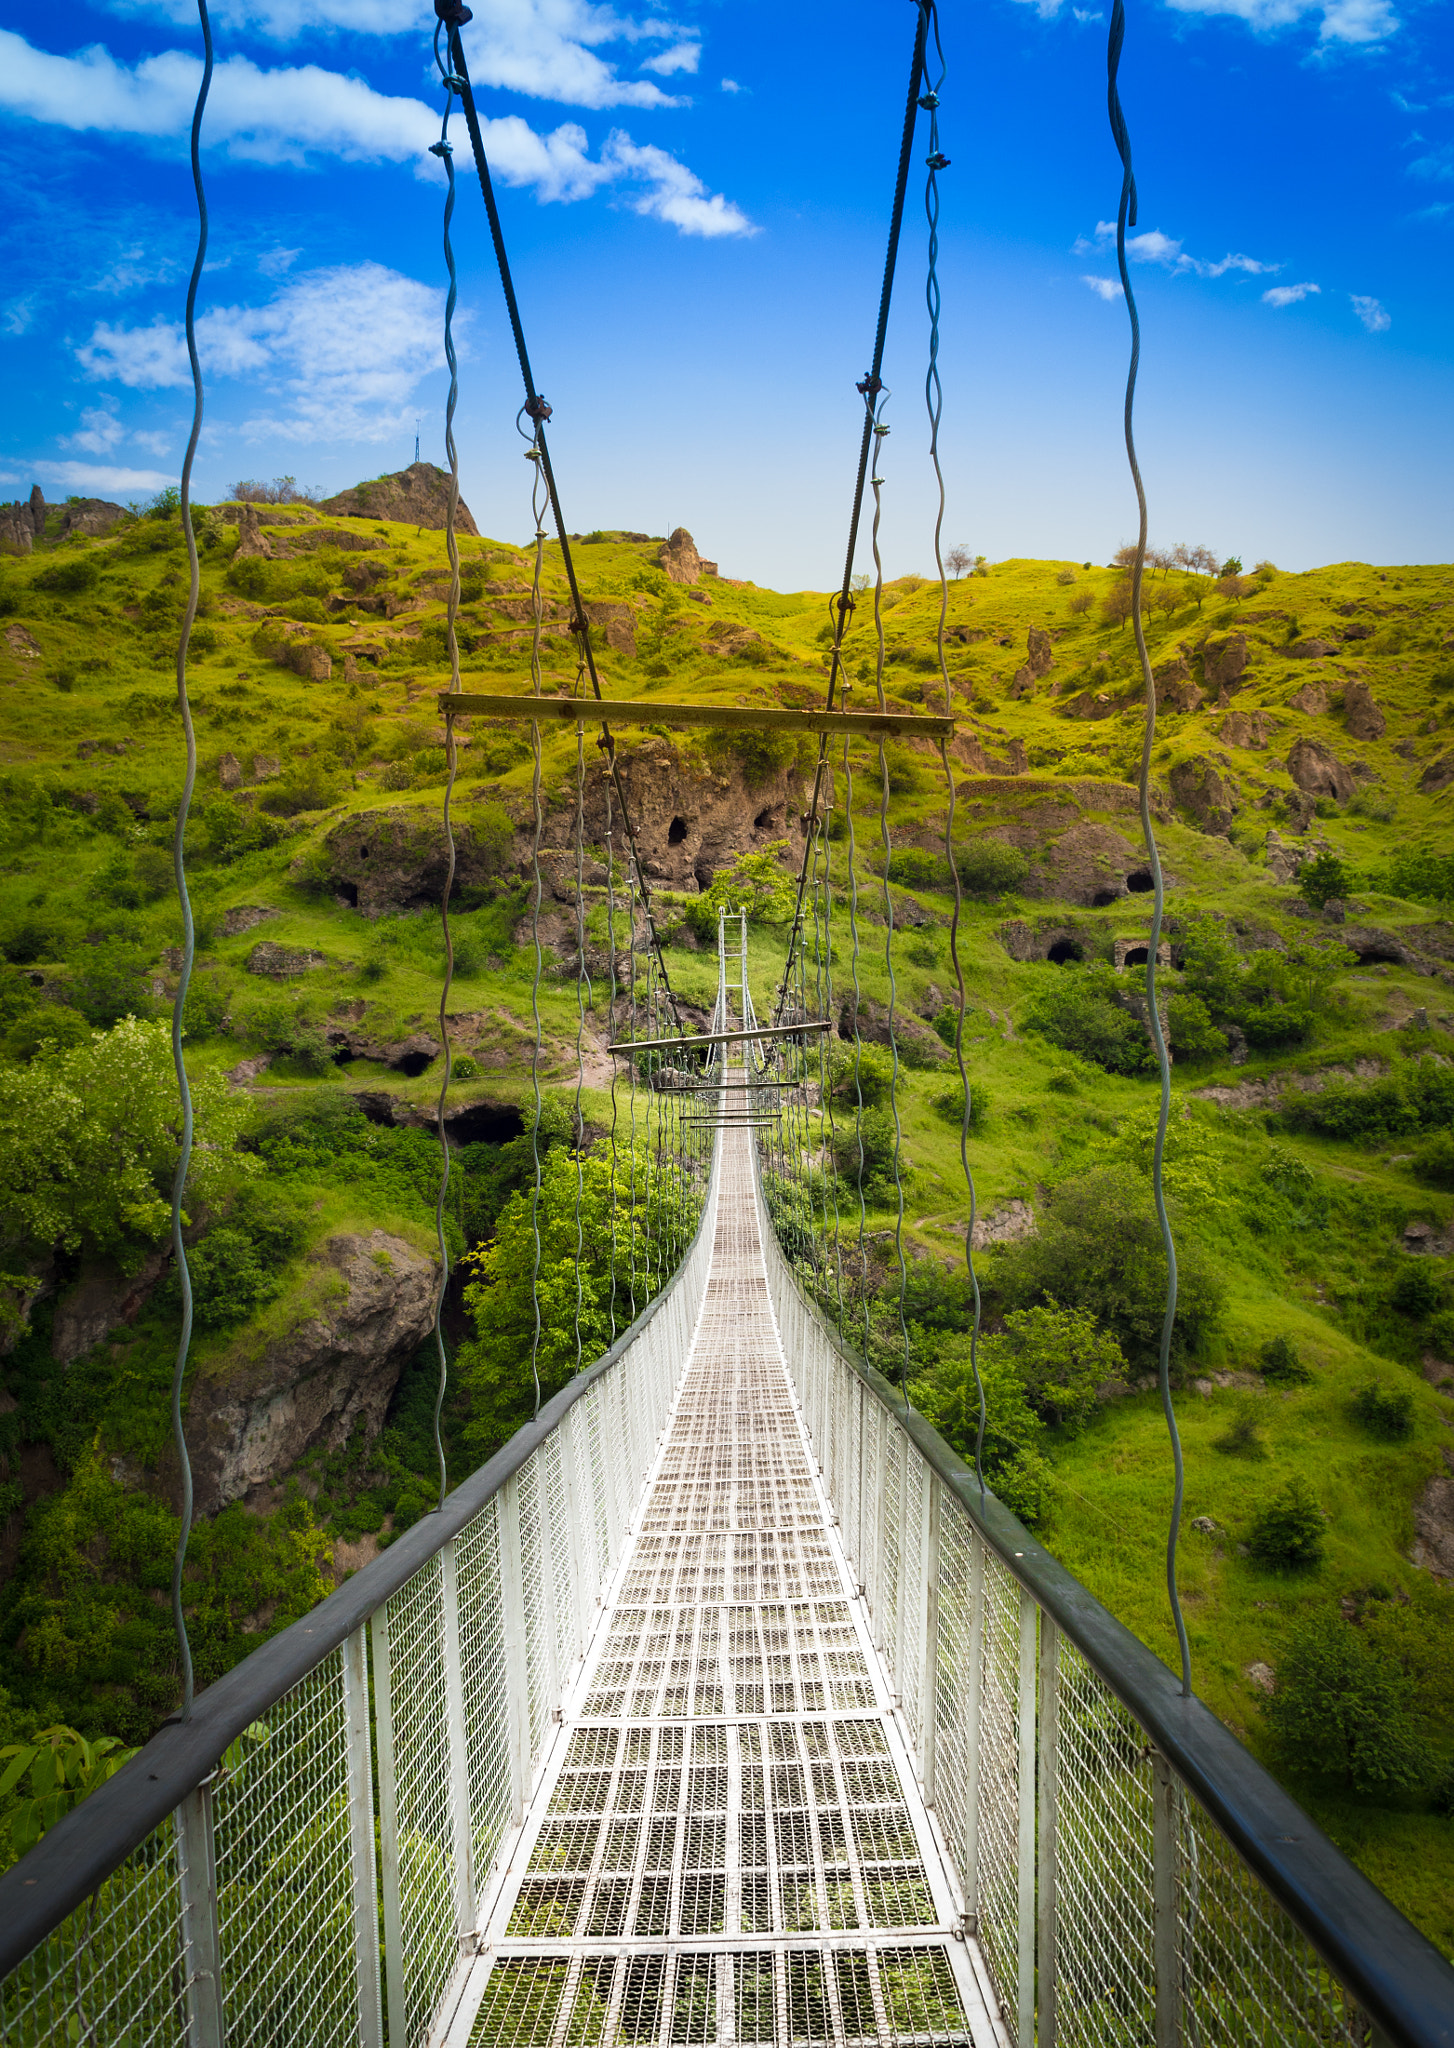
[1298,850,1354,910]
[1351,1380,1415,1440]
[912,1334,1054,1526]
[1022,964,1154,1077]
[1247,1475,1325,1571]
[1265,1613,1430,1794]
[0,1726,137,1864]
[992,1301,1126,1430]
[684,842,795,940]
[953,840,1028,897]
[0,1016,247,1270]
[1258,1334,1312,1387]
[1167,992,1225,1061]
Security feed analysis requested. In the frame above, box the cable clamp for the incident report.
[443,73,467,91]
[428,139,454,158]
[926,151,951,171]
[855,373,883,396]
[873,423,890,438]
[524,394,553,422]
[917,91,940,110]
[434,0,473,22]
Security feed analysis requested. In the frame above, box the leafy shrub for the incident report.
[1265,1613,1430,1793]
[886,848,945,889]
[1282,1059,1454,1144]
[1213,1405,1267,1457]
[257,765,345,816]
[1022,964,1154,1077]
[1167,991,1225,1060]
[1351,1380,1415,1440]
[826,1042,896,1107]
[1386,847,1454,907]
[1389,1260,1445,1322]
[683,843,795,941]
[992,1167,1225,1370]
[931,1076,989,1129]
[993,1301,1125,1430]
[1412,1130,1454,1191]
[1298,850,1354,909]
[1258,1334,1312,1386]
[31,555,102,595]
[1247,1476,1325,1571]
[833,1107,899,1197]
[279,597,329,624]
[954,840,1028,896]
[912,1333,1055,1525]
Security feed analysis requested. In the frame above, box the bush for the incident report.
[833,1107,899,1195]
[886,848,945,890]
[1412,1130,1454,1191]
[993,1301,1124,1431]
[1351,1381,1415,1440]
[32,554,102,595]
[1213,1405,1267,1457]
[257,765,345,816]
[992,1167,1225,1370]
[1298,850,1354,910]
[826,1042,896,1108]
[954,840,1028,897]
[1247,1476,1325,1571]
[931,1076,989,1129]
[1265,1613,1430,1793]
[1258,1334,1312,1387]
[1390,1260,1445,1323]
[1022,964,1154,1077]
[912,1332,1054,1525]
[1167,991,1225,1060]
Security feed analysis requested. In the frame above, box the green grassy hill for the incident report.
[0,492,1451,1943]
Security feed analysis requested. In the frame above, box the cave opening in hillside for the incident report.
[693,860,715,892]
[754,807,775,829]
[1124,946,1150,967]
[1126,868,1154,893]
[446,1101,527,1146]
[1047,939,1084,965]
[1354,943,1403,966]
[336,880,359,907]
[1090,888,1118,907]
[393,1050,435,1078]
[668,816,688,844]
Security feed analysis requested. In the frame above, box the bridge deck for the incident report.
[437,1125,1007,2048]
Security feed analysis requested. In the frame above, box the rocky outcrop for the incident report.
[220,904,281,936]
[1013,627,1054,691]
[187,1230,438,1513]
[52,1251,170,1366]
[657,527,715,583]
[252,619,332,682]
[320,463,479,535]
[234,502,274,560]
[1202,632,1247,693]
[0,506,33,556]
[4,624,43,665]
[1263,828,1329,883]
[970,1198,1035,1250]
[1284,638,1338,660]
[838,994,946,1068]
[218,752,242,790]
[1419,753,1454,795]
[247,940,327,977]
[584,601,637,656]
[59,497,127,539]
[1168,755,1234,833]
[321,806,516,913]
[1340,926,1444,977]
[1286,680,1328,715]
[1411,1451,1454,1581]
[1286,736,1353,802]
[1342,679,1385,740]
[1217,709,1275,750]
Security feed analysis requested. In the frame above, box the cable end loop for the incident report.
[434,0,472,22]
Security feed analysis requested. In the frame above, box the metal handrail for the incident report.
[0,1139,723,1982]
[753,1149,1454,2048]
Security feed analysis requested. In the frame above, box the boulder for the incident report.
[1168,755,1235,833]
[1412,1451,1454,1581]
[1202,632,1247,692]
[837,993,946,1067]
[1419,753,1454,795]
[234,502,273,560]
[1287,680,1328,715]
[218,752,242,790]
[1160,676,1205,715]
[1342,679,1385,741]
[319,463,479,535]
[253,753,280,780]
[59,497,127,539]
[1217,710,1274,750]
[1026,627,1054,677]
[219,904,280,936]
[28,485,46,536]
[658,527,704,585]
[1008,666,1036,700]
[1286,736,1353,802]
[187,1230,438,1513]
[246,940,327,977]
[52,1250,170,1365]
[1285,638,1337,659]
[0,505,32,557]
[585,601,637,657]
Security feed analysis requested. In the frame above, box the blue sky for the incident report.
[1,0,1449,587]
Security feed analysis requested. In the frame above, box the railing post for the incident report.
[855,1377,868,1595]
[558,1407,586,1670]
[1037,1614,1059,2048]
[174,1783,225,2048]
[441,1538,477,1939]
[370,1600,407,2048]
[343,1626,384,2048]
[1153,1751,1182,2048]
[921,1471,941,1806]
[1016,1587,1037,2048]
[499,1474,532,1824]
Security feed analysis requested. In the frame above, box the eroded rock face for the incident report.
[320,463,480,535]
[1285,638,1337,660]
[1026,627,1054,677]
[1342,679,1385,740]
[658,528,704,584]
[1218,710,1275,750]
[234,502,273,560]
[59,497,127,539]
[838,994,945,1067]
[247,940,327,977]
[585,601,636,656]
[52,1251,170,1366]
[1169,755,1234,833]
[321,806,515,913]
[188,1230,438,1513]
[1286,736,1353,801]
[1419,753,1454,795]
[1412,1451,1454,1580]
[1203,632,1247,693]
[1287,680,1328,716]
[970,1198,1034,1250]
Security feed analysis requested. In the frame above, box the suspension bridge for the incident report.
[1,0,1452,2039]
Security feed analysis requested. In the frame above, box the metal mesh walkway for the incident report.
[440,1118,1007,2048]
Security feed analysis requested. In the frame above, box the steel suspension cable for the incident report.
[167,0,213,1721]
[428,36,463,1509]
[573,725,588,1371]
[1109,0,1191,1698]
[526,473,547,1418]
[842,739,871,1359]
[774,1,933,1024]
[604,772,620,1342]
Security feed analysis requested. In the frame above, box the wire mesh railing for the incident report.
[0,1131,722,2048]
[749,1135,1454,2048]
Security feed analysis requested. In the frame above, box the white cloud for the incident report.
[37,459,174,493]
[102,0,694,108]
[0,31,751,225]
[1262,280,1321,305]
[3,299,37,336]
[1082,275,1124,300]
[1080,220,1279,277]
[640,40,699,76]
[77,261,448,443]
[720,77,744,93]
[1162,0,1397,44]
[1350,293,1391,330]
[1409,143,1454,180]
[133,428,174,454]
[66,406,126,454]
[257,245,301,277]
[599,133,756,236]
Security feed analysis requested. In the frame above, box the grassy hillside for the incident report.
[0,496,1451,1943]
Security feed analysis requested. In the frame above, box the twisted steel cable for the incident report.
[921,2,951,703]
[1109,0,1191,1697]
[428,42,463,1509]
[842,738,871,1359]
[573,726,589,1371]
[168,0,213,1721]
[604,770,620,1342]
